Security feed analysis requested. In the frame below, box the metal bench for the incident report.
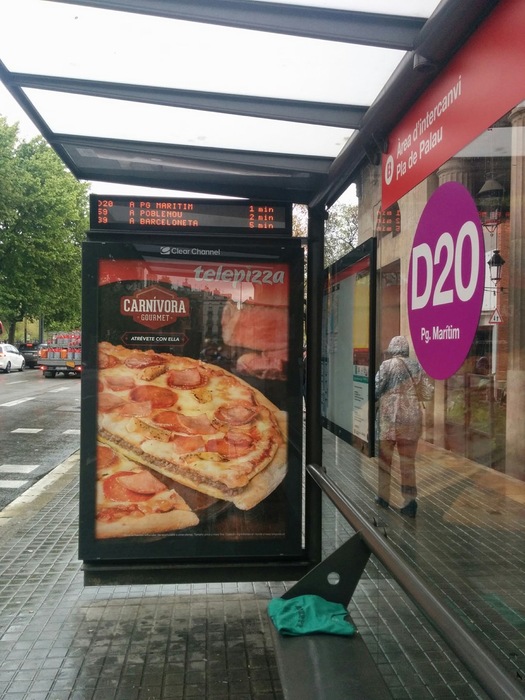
[276,464,525,700]
[269,532,392,699]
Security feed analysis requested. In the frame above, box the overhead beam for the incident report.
[51,133,331,201]
[52,0,426,50]
[0,61,59,147]
[55,134,333,174]
[74,168,321,202]
[12,73,367,129]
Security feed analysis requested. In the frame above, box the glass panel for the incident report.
[0,1,404,105]
[24,89,354,156]
[322,244,373,453]
[330,103,524,685]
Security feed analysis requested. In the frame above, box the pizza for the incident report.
[95,443,199,539]
[96,342,287,511]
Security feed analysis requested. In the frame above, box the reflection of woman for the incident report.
[375,336,433,518]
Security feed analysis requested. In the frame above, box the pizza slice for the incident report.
[95,443,199,539]
[96,342,288,510]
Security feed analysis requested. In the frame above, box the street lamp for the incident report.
[477,177,505,234]
[487,249,505,284]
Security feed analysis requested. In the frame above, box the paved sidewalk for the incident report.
[0,453,287,699]
[1,441,522,699]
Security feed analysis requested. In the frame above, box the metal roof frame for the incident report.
[58,0,428,50]
[0,0,500,208]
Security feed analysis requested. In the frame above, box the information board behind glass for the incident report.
[321,239,376,455]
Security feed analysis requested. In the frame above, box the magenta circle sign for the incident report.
[408,182,485,380]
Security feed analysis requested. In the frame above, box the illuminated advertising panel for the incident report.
[79,239,305,578]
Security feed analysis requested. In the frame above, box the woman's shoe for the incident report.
[400,500,417,518]
[375,496,390,509]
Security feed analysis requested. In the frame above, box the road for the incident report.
[0,367,80,510]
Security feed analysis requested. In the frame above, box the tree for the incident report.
[292,203,308,238]
[0,117,89,342]
[324,202,358,266]
[292,202,358,267]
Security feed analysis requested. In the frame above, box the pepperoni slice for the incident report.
[215,402,259,426]
[102,470,166,502]
[129,385,176,409]
[117,471,167,495]
[167,366,204,389]
[97,444,119,470]
[99,352,120,369]
[106,374,136,392]
[152,411,181,430]
[206,432,253,458]
[169,434,205,453]
[116,401,152,417]
[98,504,140,522]
[153,411,214,435]
[124,354,167,370]
[98,393,126,413]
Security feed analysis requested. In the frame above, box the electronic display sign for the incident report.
[89,196,292,235]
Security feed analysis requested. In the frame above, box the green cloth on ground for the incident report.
[268,595,356,637]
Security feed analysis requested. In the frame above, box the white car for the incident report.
[0,343,25,373]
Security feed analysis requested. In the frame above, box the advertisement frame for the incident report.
[79,236,318,584]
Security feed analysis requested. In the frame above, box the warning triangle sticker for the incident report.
[489,308,502,324]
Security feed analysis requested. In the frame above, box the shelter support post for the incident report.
[305,206,325,560]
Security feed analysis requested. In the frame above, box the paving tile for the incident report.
[0,442,523,700]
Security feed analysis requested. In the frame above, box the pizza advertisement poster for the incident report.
[79,240,305,564]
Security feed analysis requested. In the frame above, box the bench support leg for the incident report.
[282,532,370,607]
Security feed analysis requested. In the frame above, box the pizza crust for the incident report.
[96,507,199,539]
[230,443,288,510]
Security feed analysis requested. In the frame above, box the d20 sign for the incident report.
[408,182,485,380]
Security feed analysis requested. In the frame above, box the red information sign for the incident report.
[382,0,525,210]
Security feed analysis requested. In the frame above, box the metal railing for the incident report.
[306,463,525,700]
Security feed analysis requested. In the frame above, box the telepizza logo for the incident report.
[120,285,189,330]
[194,264,285,287]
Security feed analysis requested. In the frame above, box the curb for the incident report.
[0,450,80,525]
